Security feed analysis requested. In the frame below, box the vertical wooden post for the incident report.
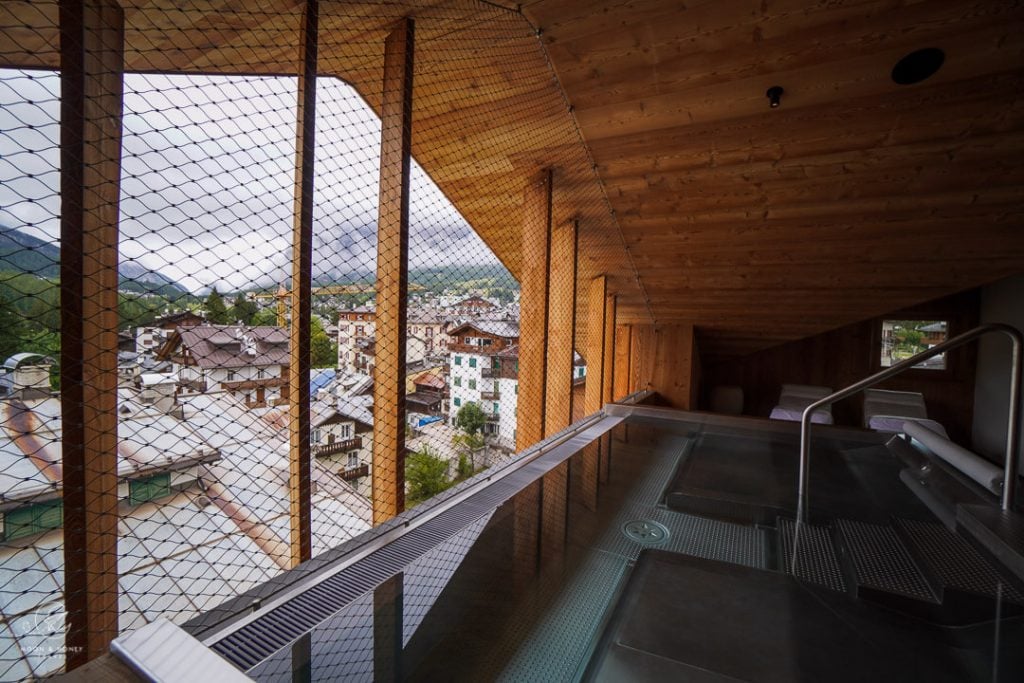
[613,323,632,401]
[580,275,607,510]
[544,221,577,436]
[372,17,414,524]
[613,322,633,443]
[598,295,617,483]
[540,220,577,559]
[513,169,553,579]
[515,169,553,453]
[288,0,318,567]
[60,0,124,667]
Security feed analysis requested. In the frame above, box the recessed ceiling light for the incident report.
[892,48,945,85]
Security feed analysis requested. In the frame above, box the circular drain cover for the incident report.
[622,520,670,545]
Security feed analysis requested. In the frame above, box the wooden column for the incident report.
[599,294,617,483]
[540,220,577,559]
[372,17,414,524]
[513,169,552,579]
[613,323,632,400]
[59,0,124,667]
[515,169,553,452]
[580,276,607,509]
[613,322,633,443]
[288,0,318,567]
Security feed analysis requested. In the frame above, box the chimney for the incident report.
[6,354,55,399]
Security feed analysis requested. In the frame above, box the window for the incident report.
[493,359,501,370]
[226,370,236,381]
[312,428,322,443]
[3,500,62,541]
[514,382,518,395]
[469,357,477,368]
[129,472,172,505]
[340,424,352,439]
[257,368,267,379]
[469,379,476,390]
[482,339,492,346]
[454,377,462,387]
[578,367,585,377]
[493,402,499,414]
[464,336,471,344]
[347,452,359,468]
[454,355,462,366]
[879,320,948,370]
[454,397,461,407]
[356,325,364,336]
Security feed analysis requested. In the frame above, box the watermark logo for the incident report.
[18,605,82,656]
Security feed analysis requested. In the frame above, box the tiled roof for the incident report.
[173,325,290,369]
[0,389,371,679]
[447,320,519,339]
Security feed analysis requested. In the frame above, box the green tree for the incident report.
[204,288,229,324]
[311,317,338,368]
[454,401,486,436]
[252,306,279,326]
[230,292,258,325]
[0,290,27,361]
[405,446,452,504]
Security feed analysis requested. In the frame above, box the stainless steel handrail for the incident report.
[797,323,1022,523]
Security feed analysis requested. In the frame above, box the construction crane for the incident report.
[249,282,426,326]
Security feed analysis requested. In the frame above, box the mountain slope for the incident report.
[0,225,187,295]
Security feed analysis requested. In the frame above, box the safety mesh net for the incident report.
[0,0,634,679]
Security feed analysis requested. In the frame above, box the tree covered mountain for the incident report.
[0,225,188,296]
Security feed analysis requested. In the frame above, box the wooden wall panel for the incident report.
[631,323,657,395]
[651,323,697,410]
[625,323,700,408]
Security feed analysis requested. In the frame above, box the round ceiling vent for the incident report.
[892,48,945,85]
[622,519,670,545]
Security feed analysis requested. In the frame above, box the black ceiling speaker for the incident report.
[892,48,945,85]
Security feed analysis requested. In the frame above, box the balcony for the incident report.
[313,437,362,457]
[480,390,500,400]
[480,368,498,379]
[338,463,369,481]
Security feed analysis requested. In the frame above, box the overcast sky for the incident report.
[0,69,504,293]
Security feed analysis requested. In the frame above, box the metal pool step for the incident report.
[776,514,1024,628]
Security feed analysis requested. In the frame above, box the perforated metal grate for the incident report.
[897,518,1024,604]
[778,518,846,592]
[837,519,937,602]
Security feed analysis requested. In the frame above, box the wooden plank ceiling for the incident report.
[522,0,1024,360]
[3,1,1024,361]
